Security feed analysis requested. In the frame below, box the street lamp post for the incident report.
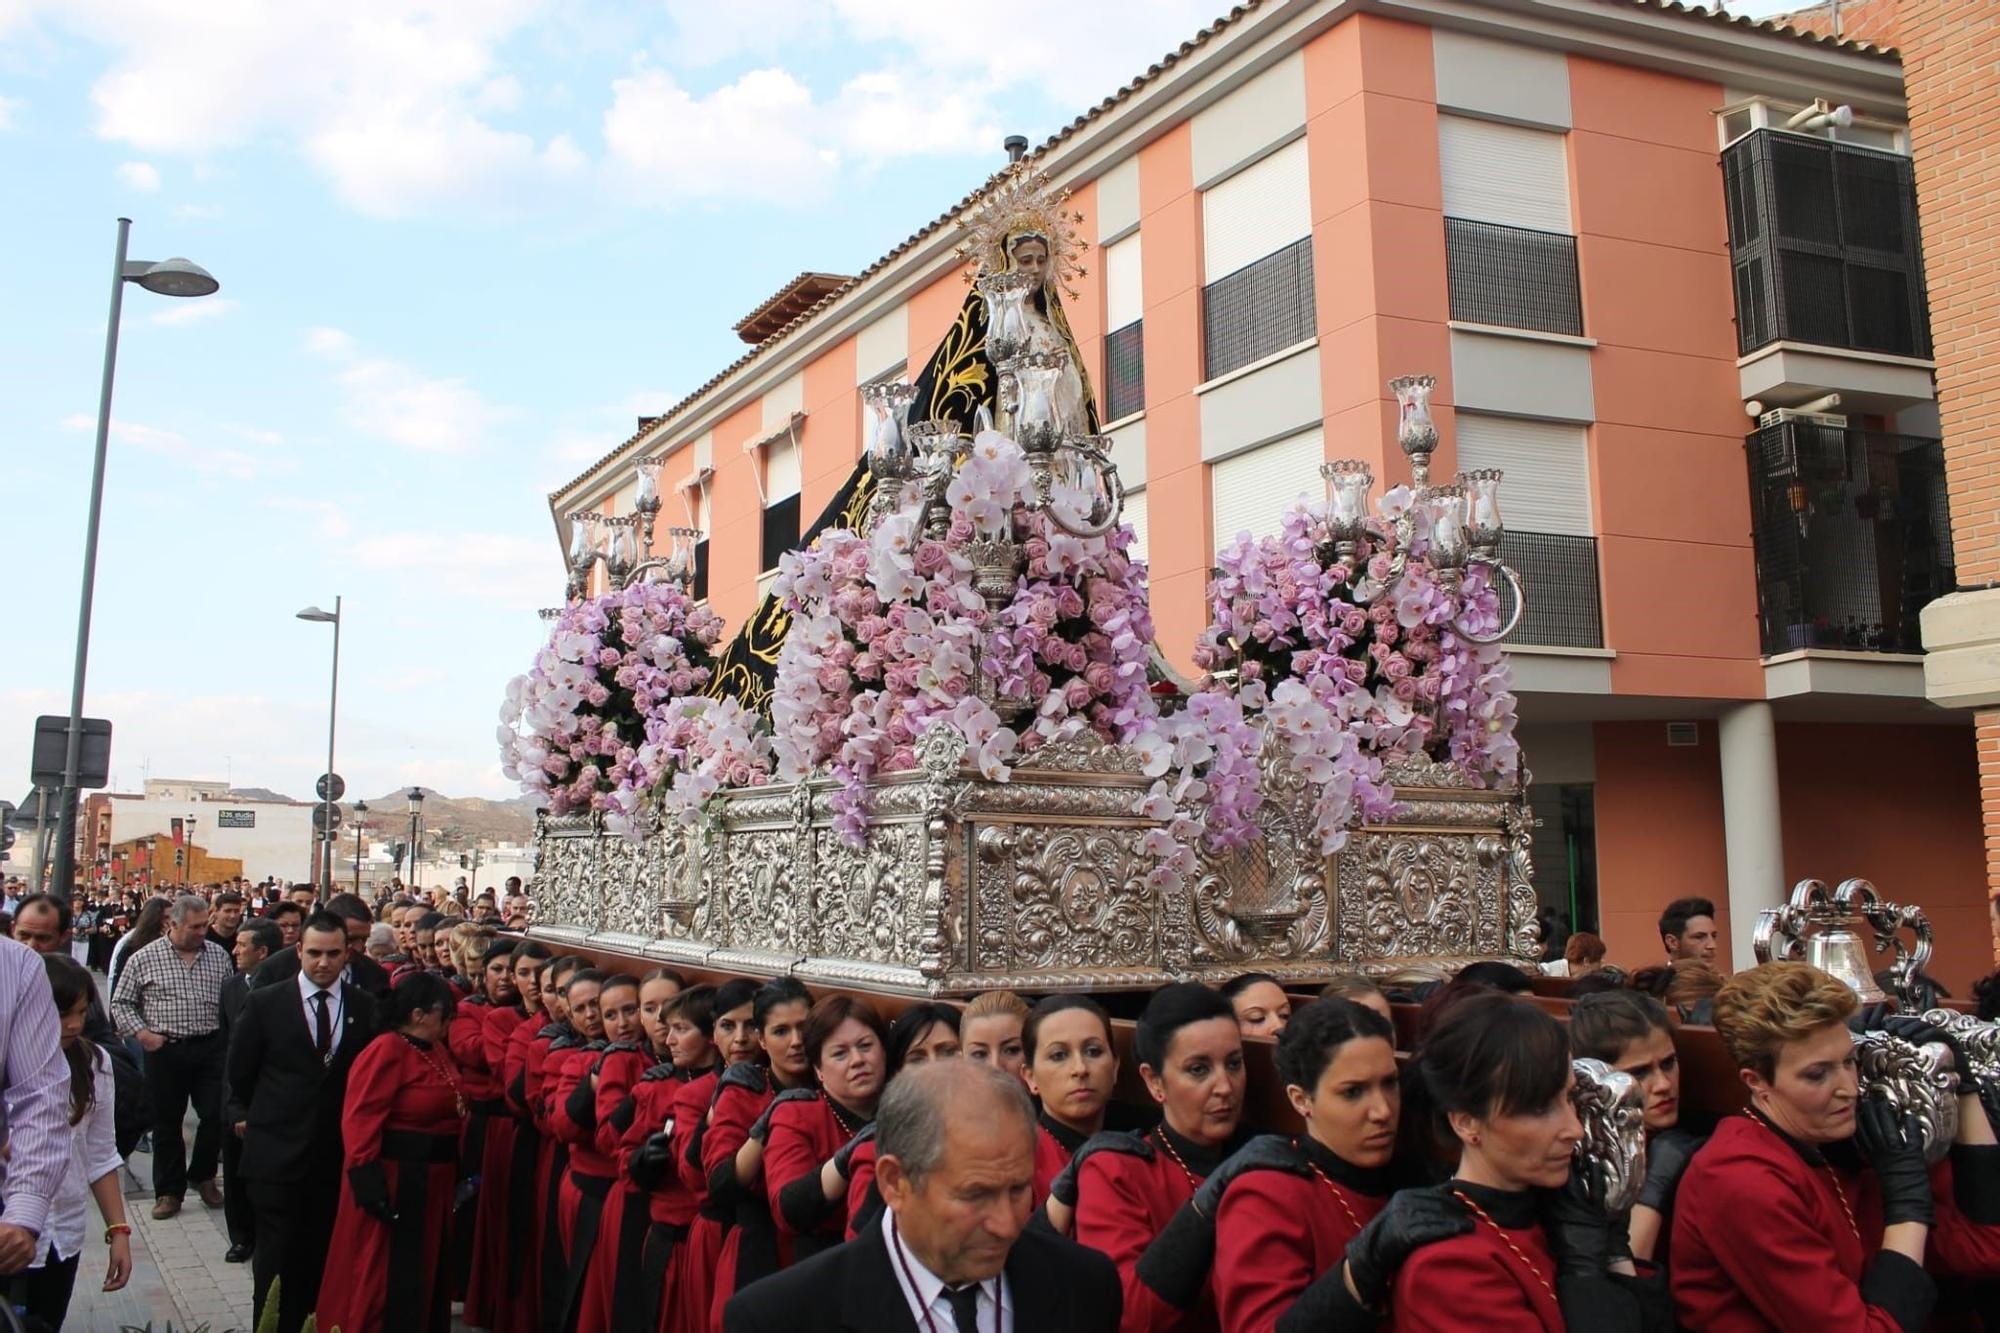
[49,220,219,896]
[406,787,425,893]
[297,599,341,898]
[352,798,368,894]
[184,808,195,887]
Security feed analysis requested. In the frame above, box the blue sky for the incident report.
[0,0,1813,806]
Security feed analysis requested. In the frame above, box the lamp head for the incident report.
[406,787,425,814]
[134,257,220,299]
[296,605,338,624]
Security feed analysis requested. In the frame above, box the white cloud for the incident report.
[58,412,278,480]
[115,160,160,191]
[148,296,235,327]
[349,530,556,609]
[262,496,351,539]
[306,325,510,454]
[0,95,20,131]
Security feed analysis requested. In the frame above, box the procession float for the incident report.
[501,166,1547,997]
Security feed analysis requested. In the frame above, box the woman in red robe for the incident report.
[316,972,469,1333]
[1672,962,2000,1332]
[545,967,622,1328]
[1387,992,1662,1333]
[764,995,886,1262]
[704,978,814,1329]
[843,1002,960,1237]
[580,971,700,1333]
[1211,998,1407,1331]
[1568,989,1700,1267]
[514,955,584,1333]
[468,940,547,1330]
[671,977,760,1333]
[1023,995,1118,1204]
[1062,983,1250,1333]
[446,939,514,1321]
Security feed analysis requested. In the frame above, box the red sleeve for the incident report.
[675,1078,715,1195]
[1391,1239,1554,1333]
[550,1051,594,1146]
[533,1046,569,1135]
[592,1051,646,1160]
[487,1006,524,1073]
[844,1141,878,1241]
[448,1009,489,1075]
[1926,1157,2000,1279]
[764,1099,829,1238]
[1214,1172,1322,1333]
[502,1024,536,1115]
[1679,1155,1907,1333]
[703,1084,761,1180]
[339,1035,400,1171]
[1073,1153,1179,1333]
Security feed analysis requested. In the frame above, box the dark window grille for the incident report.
[759,493,801,574]
[1494,531,1603,649]
[1443,218,1584,336]
[1526,782,1598,943]
[1744,420,1953,655]
[692,538,710,603]
[1104,319,1145,421]
[1722,130,1930,358]
[1202,237,1315,380]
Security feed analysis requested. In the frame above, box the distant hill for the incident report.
[226,786,543,847]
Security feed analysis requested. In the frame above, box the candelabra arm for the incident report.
[1452,554,1525,645]
[1037,441,1124,539]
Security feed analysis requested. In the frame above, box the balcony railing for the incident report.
[1745,420,1953,655]
[1499,531,1603,650]
[1723,130,1931,359]
[1444,218,1585,337]
[1202,237,1315,380]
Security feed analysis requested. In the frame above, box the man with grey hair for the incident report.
[725,1059,1120,1332]
[111,893,233,1218]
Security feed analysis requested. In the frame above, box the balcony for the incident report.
[1444,218,1584,338]
[1723,130,1929,361]
[1745,420,1953,657]
[1498,531,1603,650]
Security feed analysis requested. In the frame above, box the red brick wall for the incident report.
[1900,0,2000,961]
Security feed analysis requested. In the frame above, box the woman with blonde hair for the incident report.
[1672,961,2000,1330]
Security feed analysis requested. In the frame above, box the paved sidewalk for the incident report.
[59,1147,257,1332]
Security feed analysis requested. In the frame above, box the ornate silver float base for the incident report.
[530,729,1541,995]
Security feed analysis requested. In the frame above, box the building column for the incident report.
[1719,701,1785,973]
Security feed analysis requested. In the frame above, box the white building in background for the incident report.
[85,791,316,884]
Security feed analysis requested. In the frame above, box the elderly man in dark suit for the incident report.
[227,911,379,1333]
[725,1058,1121,1333]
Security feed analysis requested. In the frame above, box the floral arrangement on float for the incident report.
[1132,376,1525,887]
[498,519,774,837]
[771,386,1151,844]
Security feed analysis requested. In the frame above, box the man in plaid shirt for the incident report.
[111,893,233,1218]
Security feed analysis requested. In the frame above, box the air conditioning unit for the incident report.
[1759,408,1849,431]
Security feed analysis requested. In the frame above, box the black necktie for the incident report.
[943,1284,981,1333]
[312,990,331,1058]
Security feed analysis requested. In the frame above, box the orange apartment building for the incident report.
[550,0,1990,989]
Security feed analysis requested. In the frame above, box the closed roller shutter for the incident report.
[765,433,801,502]
[1211,426,1324,546]
[1105,233,1144,331]
[1438,116,1572,233]
[1123,488,1149,565]
[1202,137,1311,282]
[1454,414,1591,536]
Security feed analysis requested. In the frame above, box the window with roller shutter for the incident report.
[1201,139,1315,379]
[759,432,802,574]
[1455,413,1603,647]
[1103,233,1145,422]
[1438,116,1583,336]
[1210,426,1323,548]
[1123,489,1149,566]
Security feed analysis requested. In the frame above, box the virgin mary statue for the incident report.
[909,165,1101,437]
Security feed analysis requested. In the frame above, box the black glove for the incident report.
[1048,1130,1154,1209]
[718,1062,769,1097]
[1540,1171,1622,1280]
[1636,1127,1702,1214]
[1344,1184,1472,1310]
[640,1061,677,1083]
[1857,1091,1935,1228]
[1191,1134,1307,1218]
[348,1160,396,1224]
[1849,1003,1895,1036]
[628,1131,675,1191]
[748,1087,819,1144]
[564,1075,598,1130]
[831,1122,877,1178]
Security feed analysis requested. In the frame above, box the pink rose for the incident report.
[1383,654,1413,681]
[1064,678,1093,709]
